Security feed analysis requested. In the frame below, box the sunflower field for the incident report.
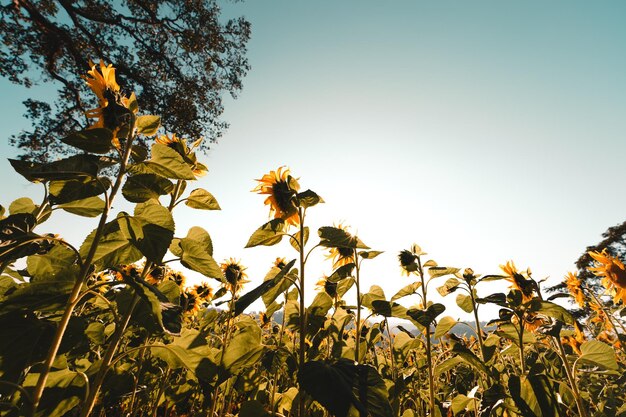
[0,63,625,417]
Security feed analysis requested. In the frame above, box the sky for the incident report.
[1,1,625,319]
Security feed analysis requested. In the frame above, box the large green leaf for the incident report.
[136,115,161,135]
[296,189,324,208]
[27,244,78,282]
[434,316,458,338]
[60,128,114,154]
[456,293,474,313]
[527,300,574,325]
[0,213,55,263]
[48,176,110,205]
[22,368,87,417]
[9,154,103,182]
[235,259,296,315]
[79,220,142,269]
[220,317,265,378]
[428,267,460,279]
[58,196,106,217]
[185,188,221,210]
[122,173,174,203]
[135,143,196,180]
[436,277,461,296]
[152,328,218,381]
[370,300,408,319]
[178,238,223,280]
[406,303,446,327]
[390,281,421,301]
[8,197,37,215]
[579,340,619,372]
[245,219,286,248]
[298,360,392,417]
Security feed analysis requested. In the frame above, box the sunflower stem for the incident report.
[297,207,307,417]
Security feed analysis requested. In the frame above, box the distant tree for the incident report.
[0,0,251,161]
[548,220,626,316]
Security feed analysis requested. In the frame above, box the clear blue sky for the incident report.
[1,1,625,318]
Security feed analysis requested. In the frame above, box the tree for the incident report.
[548,220,626,316]
[0,0,251,162]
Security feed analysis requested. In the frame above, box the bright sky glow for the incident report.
[1,1,625,319]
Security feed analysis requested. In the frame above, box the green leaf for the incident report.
[60,128,114,154]
[49,176,110,205]
[327,263,355,282]
[185,188,221,210]
[134,143,196,180]
[27,245,77,282]
[527,300,574,325]
[220,317,265,377]
[428,266,460,279]
[296,189,324,208]
[390,281,421,301]
[434,316,458,338]
[9,154,104,182]
[456,293,474,313]
[136,115,161,135]
[22,368,87,417]
[9,197,37,215]
[239,400,272,417]
[289,226,309,251]
[436,277,462,296]
[124,277,183,335]
[579,341,619,371]
[451,394,476,416]
[58,196,105,217]
[370,300,408,319]
[122,174,174,203]
[359,250,383,259]
[179,238,223,280]
[406,303,446,327]
[245,219,286,248]
[235,259,296,315]
[152,328,218,381]
[318,226,369,249]
[79,221,142,269]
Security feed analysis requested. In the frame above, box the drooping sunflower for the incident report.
[398,249,418,276]
[84,61,129,139]
[326,224,357,269]
[564,271,586,308]
[156,134,208,177]
[561,321,586,355]
[315,275,338,298]
[589,301,614,332]
[273,257,287,270]
[253,167,300,226]
[588,249,626,304]
[221,258,249,294]
[499,261,535,302]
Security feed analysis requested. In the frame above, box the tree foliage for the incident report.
[0,0,251,161]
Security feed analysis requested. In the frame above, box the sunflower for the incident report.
[84,61,129,143]
[589,301,614,332]
[273,257,287,270]
[588,249,626,304]
[181,288,200,313]
[221,258,249,294]
[326,224,357,269]
[564,271,586,308]
[561,321,586,355]
[522,312,549,333]
[252,167,300,226]
[194,282,213,302]
[315,275,338,298]
[156,134,207,177]
[398,249,418,276]
[499,261,535,302]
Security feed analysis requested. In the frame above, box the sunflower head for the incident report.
[84,61,131,139]
[253,167,301,226]
[499,261,535,302]
[316,276,338,298]
[564,272,586,308]
[181,288,200,313]
[588,249,626,304]
[398,249,418,276]
[221,258,249,294]
[194,283,213,302]
[326,224,357,269]
[273,257,287,270]
[156,134,207,177]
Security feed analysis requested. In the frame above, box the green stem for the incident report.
[554,336,588,417]
[79,293,142,417]
[354,252,362,363]
[417,257,436,414]
[469,289,486,361]
[297,207,307,417]
[29,124,136,417]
